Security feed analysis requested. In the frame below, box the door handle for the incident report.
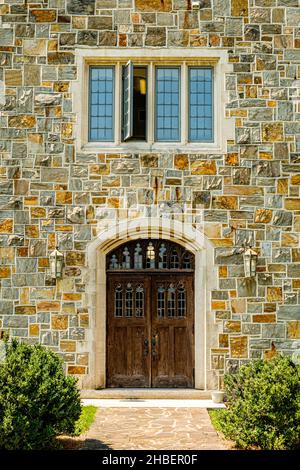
[152,334,158,358]
[143,338,149,356]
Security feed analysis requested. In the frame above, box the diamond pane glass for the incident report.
[189,67,213,142]
[155,67,180,142]
[89,66,114,142]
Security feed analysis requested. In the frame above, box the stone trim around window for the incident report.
[72,48,234,154]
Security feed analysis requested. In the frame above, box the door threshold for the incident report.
[81,388,212,400]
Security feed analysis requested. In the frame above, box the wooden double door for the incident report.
[107,272,194,388]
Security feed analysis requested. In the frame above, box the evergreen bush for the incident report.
[0,339,82,450]
[218,355,300,449]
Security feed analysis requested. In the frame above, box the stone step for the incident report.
[80,388,213,400]
[81,398,225,409]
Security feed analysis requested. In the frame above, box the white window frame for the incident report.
[73,48,234,154]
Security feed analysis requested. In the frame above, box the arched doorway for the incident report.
[106,239,195,388]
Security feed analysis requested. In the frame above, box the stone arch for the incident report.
[82,218,218,390]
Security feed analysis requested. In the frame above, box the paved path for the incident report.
[80,406,230,450]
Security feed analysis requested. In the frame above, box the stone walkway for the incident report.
[79,406,230,450]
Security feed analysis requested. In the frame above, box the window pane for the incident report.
[115,285,123,317]
[189,67,213,142]
[135,285,144,317]
[155,67,180,142]
[178,285,186,318]
[170,248,179,269]
[157,286,165,318]
[89,66,114,142]
[123,61,134,141]
[125,283,133,317]
[167,284,176,317]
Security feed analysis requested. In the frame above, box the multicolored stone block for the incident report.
[0,0,300,389]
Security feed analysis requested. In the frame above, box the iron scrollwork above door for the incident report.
[107,239,195,271]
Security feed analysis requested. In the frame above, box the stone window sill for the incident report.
[82,142,223,154]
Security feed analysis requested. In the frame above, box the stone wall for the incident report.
[0,0,300,389]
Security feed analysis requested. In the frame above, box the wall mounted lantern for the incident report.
[49,247,64,279]
[243,246,258,278]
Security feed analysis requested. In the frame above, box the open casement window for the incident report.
[88,61,214,146]
[122,62,147,142]
[122,61,134,141]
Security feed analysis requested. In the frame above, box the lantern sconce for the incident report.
[243,246,258,278]
[49,247,64,280]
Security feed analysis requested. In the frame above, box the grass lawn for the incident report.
[74,405,97,436]
[59,405,97,449]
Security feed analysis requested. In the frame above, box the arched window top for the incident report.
[107,239,194,271]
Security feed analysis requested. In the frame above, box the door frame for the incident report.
[83,218,218,390]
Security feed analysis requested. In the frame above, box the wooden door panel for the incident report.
[174,326,193,387]
[174,326,188,375]
[151,274,194,388]
[107,275,151,387]
[151,326,172,388]
[106,261,194,388]
[131,326,147,375]
[154,326,170,377]
[110,326,127,376]
[152,325,193,388]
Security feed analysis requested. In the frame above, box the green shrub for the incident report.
[0,339,82,450]
[218,355,300,450]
